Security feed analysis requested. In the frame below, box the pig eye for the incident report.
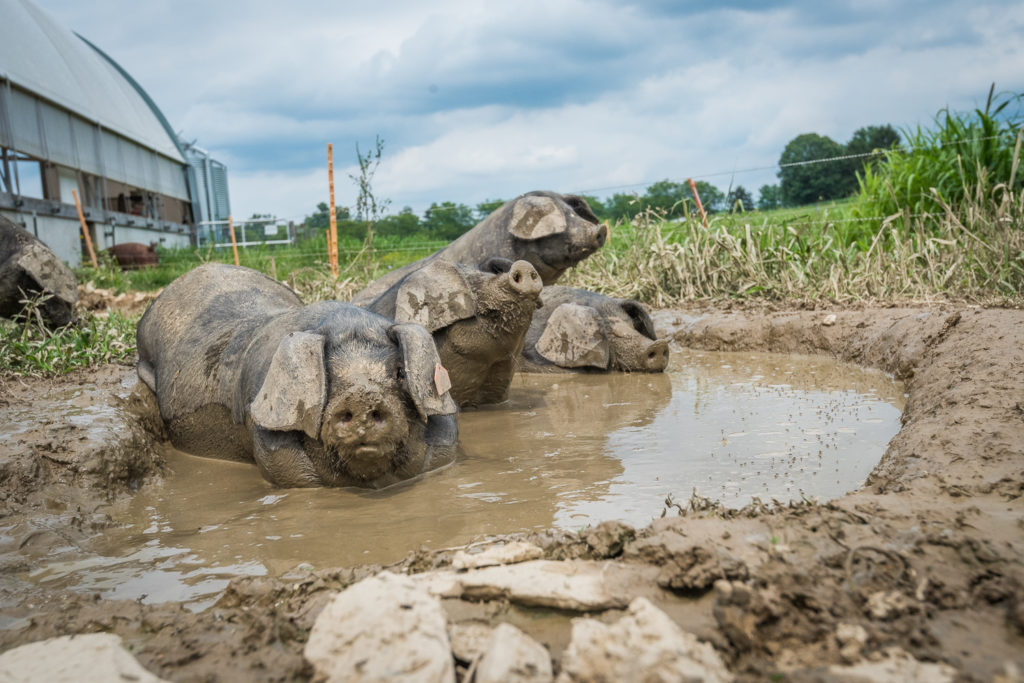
[395,366,406,382]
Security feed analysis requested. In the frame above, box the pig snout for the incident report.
[506,260,543,298]
[642,339,670,372]
[321,383,410,480]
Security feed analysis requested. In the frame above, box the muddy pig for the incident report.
[352,191,606,304]
[0,214,77,327]
[136,263,458,488]
[520,286,670,372]
[363,257,542,408]
[107,241,159,269]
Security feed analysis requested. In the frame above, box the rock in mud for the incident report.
[625,528,749,592]
[449,622,494,664]
[557,597,732,682]
[0,633,166,682]
[416,560,662,611]
[475,623,553,683]
[825,647,957,682]
[304,571,455,682]
[583,520,635,558]
[452,541,544,570]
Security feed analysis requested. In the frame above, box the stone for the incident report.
[583,520,635,558]
[823,313,837,326]
[449,622,494,664]
[475,623,553,683]
[0,633,166,682]
[836,623,869,663]
[304,571,455,682]
[452,541,544,570]
[415,560,661,611]
[557,597,732,682]
[826,647,956,682]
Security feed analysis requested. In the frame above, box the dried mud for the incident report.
[1,304,1022,682]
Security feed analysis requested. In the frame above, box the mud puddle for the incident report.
[7,349,904,610]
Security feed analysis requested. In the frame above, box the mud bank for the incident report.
[1,305,1022,682]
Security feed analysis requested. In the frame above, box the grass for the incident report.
[0,294,136,376]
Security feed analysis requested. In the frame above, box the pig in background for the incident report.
[136,263,458,489]
[352,191,607,305]
[520,286,670,373]
[363,257,542,408]
[0,214,77,328]
[106,242,159,269]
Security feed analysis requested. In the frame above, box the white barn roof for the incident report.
[0,0,184,162]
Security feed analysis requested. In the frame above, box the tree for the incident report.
[423,202,475,241]
[643,180,689,218]
[303,202,350,232]
[725,186,754,213]
[757,184,782,211]
[605,193,641,222]
[475,199,505,221]
[778,133,847,206]
[349,136,390,247]
[841,124,901,194]
[376,206,421,238]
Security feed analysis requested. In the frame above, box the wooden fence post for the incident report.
[688,178,710,230]
[71,189,98,268]
[327,143,339,278]
[228,215,240,266]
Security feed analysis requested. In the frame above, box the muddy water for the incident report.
[22,349,903,608]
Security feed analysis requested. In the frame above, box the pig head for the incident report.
[352,191,606,305]
[0,214,77,327]
[520,286,670,373]
[364,257,542,407]
[136,263,458,488]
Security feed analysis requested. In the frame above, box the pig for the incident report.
[352,191,607,305]
[136,263,458,488]
[0,214,77,327]
[363,257,542,407]
[519,286,670,373]
[106,242,159,269]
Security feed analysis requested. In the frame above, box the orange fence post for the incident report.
[327,143,339,278]
[228,215,240,266]
[688,178,710,230]
[71,190,98,268]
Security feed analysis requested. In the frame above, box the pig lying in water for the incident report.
[136,263,458,488]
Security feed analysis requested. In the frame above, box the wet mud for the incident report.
[1,304,1022,681]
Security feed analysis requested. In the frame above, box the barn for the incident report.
[0,0,229,266]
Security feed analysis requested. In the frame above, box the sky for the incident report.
[32,0,1024,222]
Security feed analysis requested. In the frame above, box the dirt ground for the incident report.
[0,304,1022,681]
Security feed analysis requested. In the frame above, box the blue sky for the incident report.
[33,0,1024,221]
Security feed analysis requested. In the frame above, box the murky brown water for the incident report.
[20,349,903,608]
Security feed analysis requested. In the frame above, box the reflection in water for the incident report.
[19,349,903,607]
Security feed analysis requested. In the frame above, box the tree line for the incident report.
[300,123,901,241]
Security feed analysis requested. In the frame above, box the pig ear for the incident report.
[509,195,567,240]
[389,323,459,421]
[250,331,327,439]
[394,260,476,332]
[618,300,658,340]
[561,194,601,224]
[536,302,610,368]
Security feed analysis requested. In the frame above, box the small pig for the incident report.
[520,286,670,373]
[364,258,543,407]
[0,214,77,327]
[136,263,458,488]
[107,242,159,269]
[353,191,607,304]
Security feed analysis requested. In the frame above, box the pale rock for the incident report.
[475,623,553,683]
[827,647,957,682]
[556,597,732,682]
[415,559,659,611]
[448,622,494,664]
[836,623,869,663]
[304,571,454,683]
[0,633,166,682]
[866,590,914,620]
[452,541,544,570]
[822,313,837,326]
